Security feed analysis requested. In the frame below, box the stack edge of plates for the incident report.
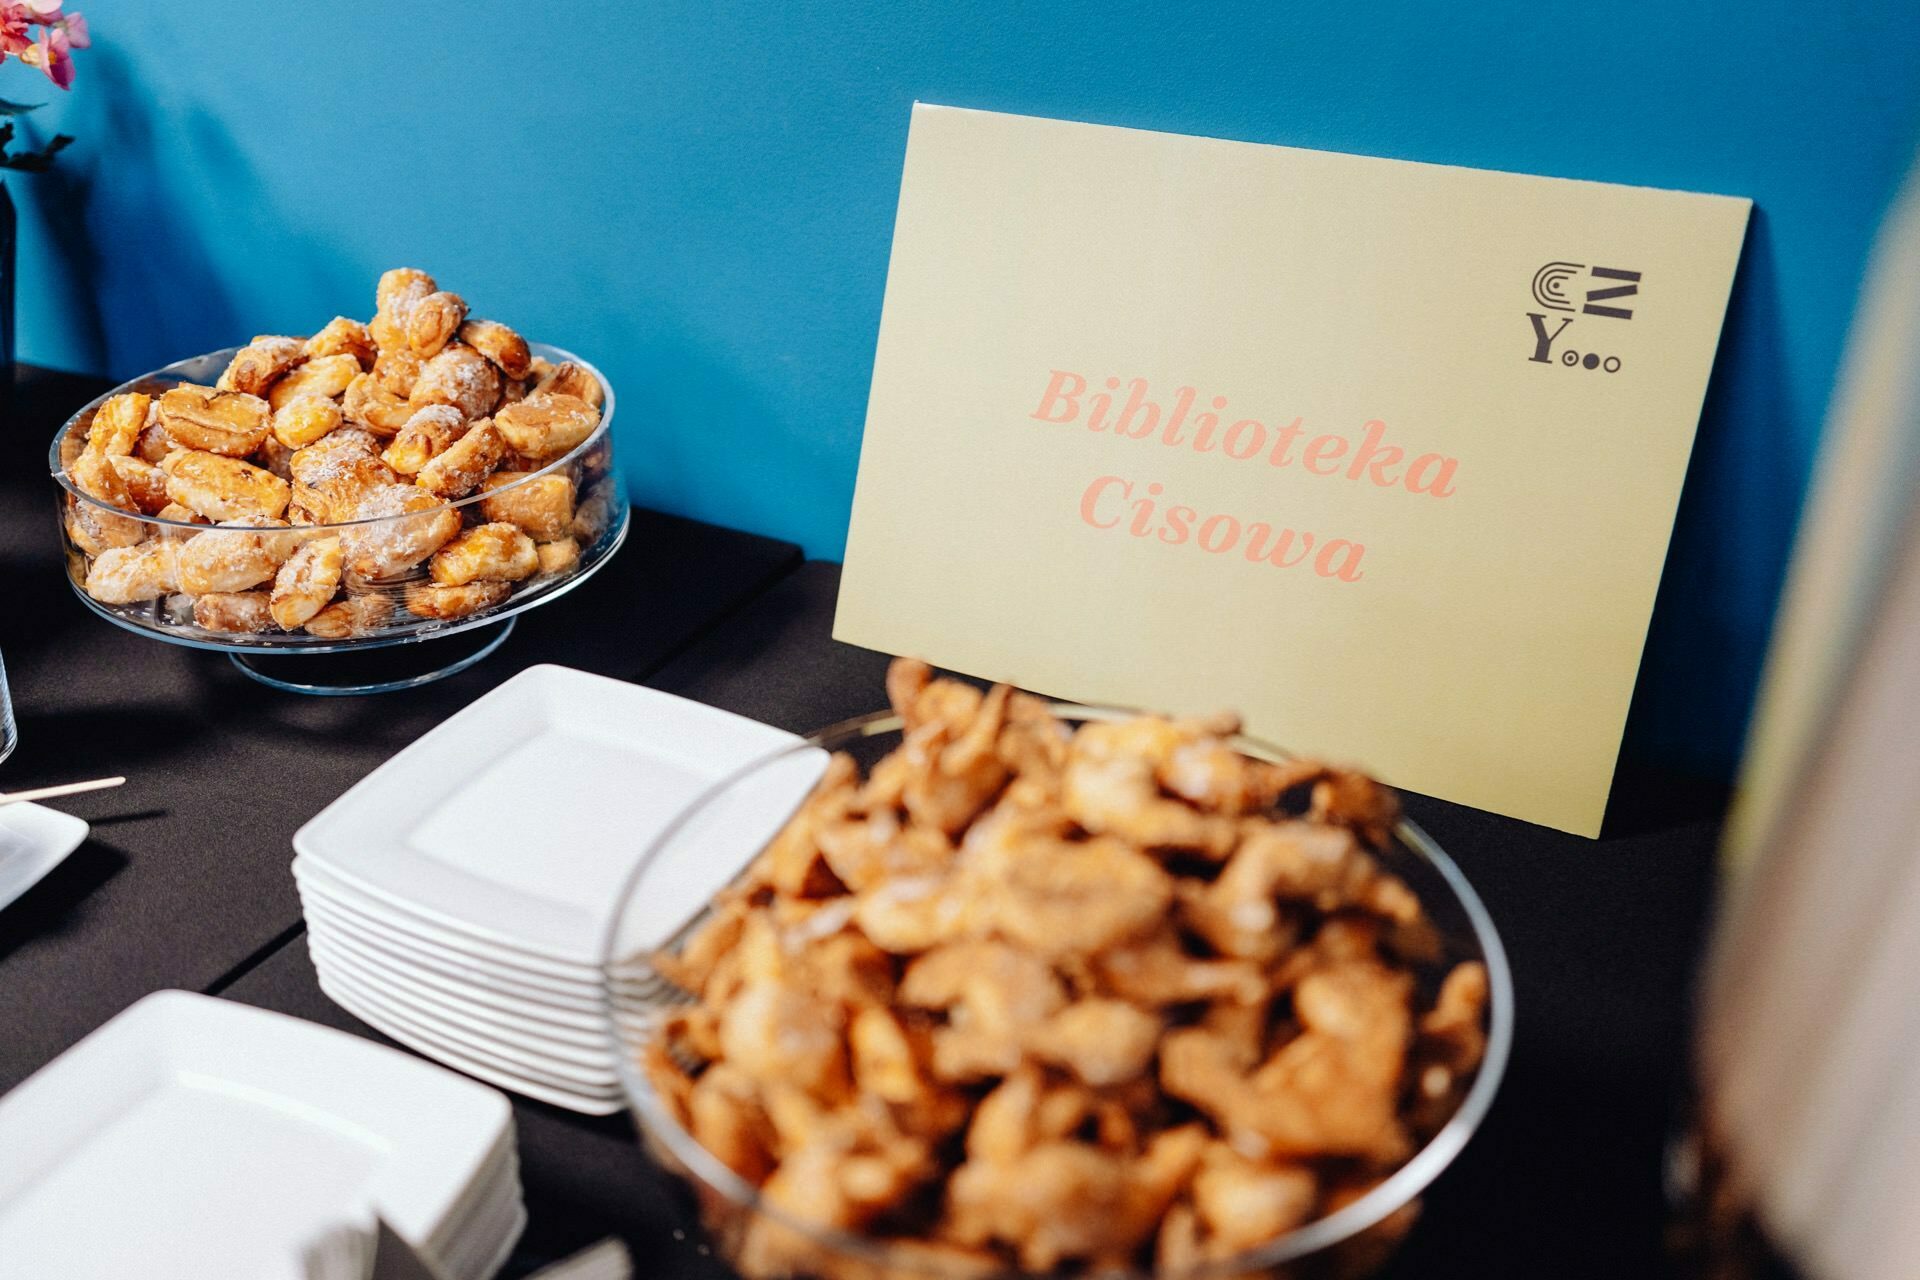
[293,854,627,1115]
[290,664,819,1115]
[0,992,524,1280]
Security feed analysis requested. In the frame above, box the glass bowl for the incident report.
[49,343,628,694]
[602,706,1514,1280]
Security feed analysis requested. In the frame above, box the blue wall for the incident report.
[10,2,1919,780]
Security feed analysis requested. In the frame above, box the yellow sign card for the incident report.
[836,105,1750,835]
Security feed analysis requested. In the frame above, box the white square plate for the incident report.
[0,801,89,914]
[431,1161,524,1280]
[295,859,604,983]
[294,665,820,964]
[308,923,609,1036]
[310,939,616,1073]
[299,887,605,1009]
[427,1144,518,1260]
[318,975,623,1116]
[450,1194,526,1280]
[314,961,617,1087]
[0,991,512,1280]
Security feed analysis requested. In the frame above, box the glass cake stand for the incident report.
[50,343,628,695]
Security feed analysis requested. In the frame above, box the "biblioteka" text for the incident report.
[1031,372,1460,497]
[1031,371,1467,584]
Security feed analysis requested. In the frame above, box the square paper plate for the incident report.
[0,991,511,1280]
[294,665,823,964]
[0,801,88,914]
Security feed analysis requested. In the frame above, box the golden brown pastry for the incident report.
[161,449,290,521]
[192,590,276,634]
[478,471,574,542]
[340,483,461,578]
[176,518,299,595]
[407,290,468,358]
[370,268,435,350]
[83,540,182,604]
[458,319,532,379]
[342,372,417,437]
[635,661,1492,1280]
[429,522,538,586]
[382,405,467,477]
[415,419,505,498]
[410,344,501,420]
[269,536,345,630]
[63,266,608,641]
[267,353,361,412]
[372,348,422,399]
[404,579,511,620]
[534,537,580,575]
[271,396,345,449]
[493,392,598,461]
[85,392,150,458]
[219,336,304,396]
[303,593,396,639]
[158,385,273,457]
[533,360,604,408]
[303,316,376,368]
[107,455,172,514]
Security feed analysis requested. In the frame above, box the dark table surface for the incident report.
[4,367,1729,1280]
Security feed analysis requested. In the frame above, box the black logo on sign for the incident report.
[1530,262,1584,311]
[1526,261,1640,370]
[1581,266,1640,319]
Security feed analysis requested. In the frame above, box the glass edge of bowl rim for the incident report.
[57,504,631,655]
[597,702,1517,1280]
[46,341,618,532]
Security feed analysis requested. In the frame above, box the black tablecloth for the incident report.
[4,367,1729,1280]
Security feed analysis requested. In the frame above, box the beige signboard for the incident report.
[838,105,1750,835]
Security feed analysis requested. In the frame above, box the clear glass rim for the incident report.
[57,507,629,655]
[228,615,517,693]
[600,703,1516,1280]
[47,341,616,532]
[47,340,628,654]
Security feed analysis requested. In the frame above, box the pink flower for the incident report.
[0,1,84,86]
[0,3,34,57]
[20,21,74,87]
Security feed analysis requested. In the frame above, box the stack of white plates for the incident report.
[292,664,819,1114]
[0,991,523,1280]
